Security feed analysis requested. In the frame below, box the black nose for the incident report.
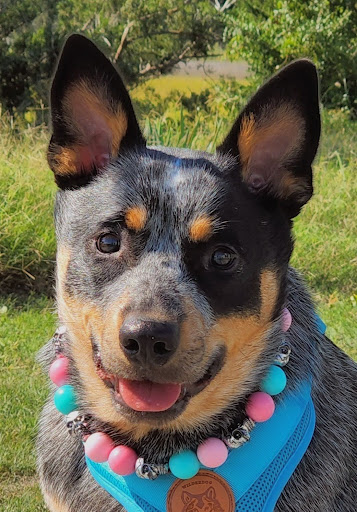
[119,318,179,367]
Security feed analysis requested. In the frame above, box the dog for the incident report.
[37,34,357,512]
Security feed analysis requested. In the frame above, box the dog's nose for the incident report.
[119,318,179,366]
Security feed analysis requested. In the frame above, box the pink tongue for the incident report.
[118,379,181,412]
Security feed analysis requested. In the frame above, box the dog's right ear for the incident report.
[48,34,145,189]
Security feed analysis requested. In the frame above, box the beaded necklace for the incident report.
[49,308,292,481]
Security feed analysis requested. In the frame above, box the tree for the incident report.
[0,0,224,111]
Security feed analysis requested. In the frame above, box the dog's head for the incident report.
[48,35,320,439]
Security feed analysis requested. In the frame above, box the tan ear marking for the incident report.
[237,113,256,173]
[238,103,305,197]
[48,146,78,176]
[48,80,129,178]
[278,172,309,201]
[189,215,213,242]
[125,206,148,231]
[63,80,128,155]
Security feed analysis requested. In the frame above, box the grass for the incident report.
[0,77,356,509]
[0,123,56,291]
[291,110,357,356]
[0,296,54,511]
[133,75,213,100]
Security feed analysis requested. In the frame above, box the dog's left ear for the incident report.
[48,34,145,189]
[218,60,320,217]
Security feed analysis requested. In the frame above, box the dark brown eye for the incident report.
[96,234,120,254]
[211,247,237,270]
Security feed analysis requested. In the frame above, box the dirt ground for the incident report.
[173,59,249,79]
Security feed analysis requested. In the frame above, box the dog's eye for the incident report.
[211,247,237,270]
[96,234,120,254]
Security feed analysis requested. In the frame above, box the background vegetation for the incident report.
[1,1,356,115]
[0,0,224,112]
[0,0,356,509]
[225,0,357,114]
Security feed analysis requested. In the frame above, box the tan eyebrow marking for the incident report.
[189,215,213,242]
[125,206,148,231]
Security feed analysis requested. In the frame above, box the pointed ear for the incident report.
[218,60,321,217]
[48,34,145,189]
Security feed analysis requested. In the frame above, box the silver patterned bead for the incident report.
[53,325,67,355]
[274,341,291,367]
[135,457,169,480]
[57,325,67,335]
[226,417,255,448]
[66,411,91,438]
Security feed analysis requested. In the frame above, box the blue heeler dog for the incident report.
[37,35,357,512]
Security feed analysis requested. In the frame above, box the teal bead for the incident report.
[169,450,200,479]
[54,384,77,414]
[261,365,286,396]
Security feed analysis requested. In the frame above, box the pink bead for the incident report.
[108,445,137,476]
[49,357,69,387]
[84,432,114,463]
[197,437,228,468]
[246,392,275,422]
[281,308,292,332]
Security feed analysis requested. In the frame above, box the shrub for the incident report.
[225,1,357,115]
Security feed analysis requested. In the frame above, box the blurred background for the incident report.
[0,1,356,509]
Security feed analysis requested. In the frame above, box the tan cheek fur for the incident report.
[57,293,131,433]
[56,247,127,430]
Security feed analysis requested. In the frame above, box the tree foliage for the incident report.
[0,0,223,111]
[225,0,357,114]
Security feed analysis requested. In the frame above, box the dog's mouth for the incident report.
[93,345,225,418]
